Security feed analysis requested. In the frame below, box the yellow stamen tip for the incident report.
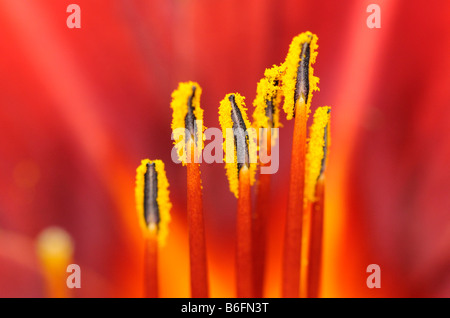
[170,81,205,165]
[135,159,172,246]
[253,64,283,130]
[219,93,257,198]
[282,31,320,120]
[305,106,331,202]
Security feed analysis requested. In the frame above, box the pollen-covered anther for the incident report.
[171,82,204,164]
[253,64,283,130]
[219,93,257,198]
[295,39,311,105]
[282,31,320,120]
[304,106,331,202]
[135,159,172,245]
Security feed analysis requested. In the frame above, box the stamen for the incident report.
[301,106,330,298]
[282,31,319,120]
[282,32,319,297]
[305,110,329,297]
[229,94,250,172]
[253,65,283,130]
[136,159,171,298]
[295,40,311,105]
[219,94,256,296]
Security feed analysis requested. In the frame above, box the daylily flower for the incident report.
[0,0,449,298]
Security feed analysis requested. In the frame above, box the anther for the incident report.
[185,85,197,142]
[144,162,160,229]
[294,38,311,110]
[229,94,250,172]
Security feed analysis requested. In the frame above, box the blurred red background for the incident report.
[0,0,449,297]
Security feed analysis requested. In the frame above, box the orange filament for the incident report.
[282,98,307,297]
[187,141,209,297]
[144,228,159,298]
[236,166,253,298]
[307,175,325,298]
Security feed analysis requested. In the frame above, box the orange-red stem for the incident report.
[187,160,209,298]
[307,175,325,298]
[282,100,307,297]
[253,130,272,298]
[253,172,270,298]
[300,202,312,298]
[237,167,253,298]
[144,231,158,298]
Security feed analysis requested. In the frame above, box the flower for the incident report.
[0,0,449,297]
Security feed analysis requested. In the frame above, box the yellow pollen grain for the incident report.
[135,159,172,246]
[170,81,204,165]
[282,31,320,120]
[305,106,331,202]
